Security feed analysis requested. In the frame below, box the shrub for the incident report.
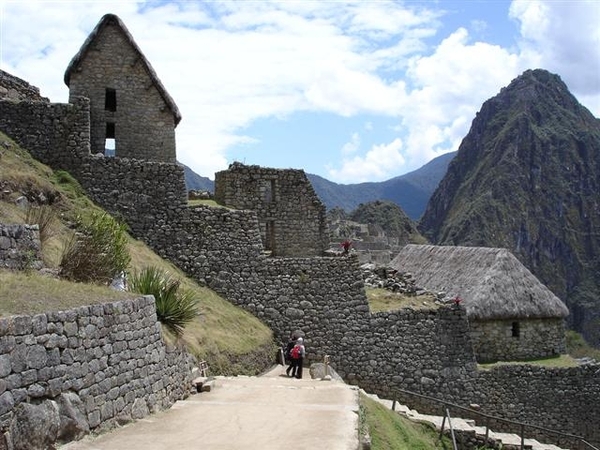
[60,212,130,284]
[129,266,198,337]
[25,205,56,247]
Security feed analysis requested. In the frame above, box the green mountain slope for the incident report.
[419,69,600,346]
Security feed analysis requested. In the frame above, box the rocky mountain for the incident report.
[180,162,214,192]
[419,69,600,346]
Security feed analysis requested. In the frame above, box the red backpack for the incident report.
[290,344,301,359]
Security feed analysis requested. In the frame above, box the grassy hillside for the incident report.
[360,393,453,450]
[0,132,275,375]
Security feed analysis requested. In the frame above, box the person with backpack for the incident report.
[285,334,297,377]
[289,337,305,379]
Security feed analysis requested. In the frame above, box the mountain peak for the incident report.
[419,68,600,346]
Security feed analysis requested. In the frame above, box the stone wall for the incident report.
[73,155,188,238]
[395,364,600,449]
[475,365,600,448]
[0,224,43,270]
[214,163,329,257]
[0,70,47,102]
[0,97,90,170]
[0,296,195,449]
[66,20,177,162]
[470,318,566,363]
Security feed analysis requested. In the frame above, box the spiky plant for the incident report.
[129,266,198,337]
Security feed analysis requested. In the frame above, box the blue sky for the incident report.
[1,1,599,182]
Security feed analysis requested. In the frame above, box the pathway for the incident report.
[60,366,360,450]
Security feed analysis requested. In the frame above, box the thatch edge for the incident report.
[390,244,569,321]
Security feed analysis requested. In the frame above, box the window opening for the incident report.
[511,321,520,338]
[264,180,275,203]
[105,88,117,111]
[105,122,115,157]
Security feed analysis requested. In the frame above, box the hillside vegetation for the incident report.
[0,132,275,375]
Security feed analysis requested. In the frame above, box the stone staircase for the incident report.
[360,391,567,450]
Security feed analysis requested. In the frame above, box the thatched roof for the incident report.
[389,244,569,320]
[64,14,182,126]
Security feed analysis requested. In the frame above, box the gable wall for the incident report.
[67,23,176,162]
[470,318,566,362]
[214,164,329,257]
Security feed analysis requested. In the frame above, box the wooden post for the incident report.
[520,424,525,450]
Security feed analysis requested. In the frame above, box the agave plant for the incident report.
[129,266,198,337]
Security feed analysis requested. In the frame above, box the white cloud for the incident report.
[399,28,520,166]
[328,138,405,183]
[509,0,600,113]
[341,133,360,155]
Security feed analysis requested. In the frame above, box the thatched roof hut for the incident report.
[64,13,181,126]
[389,244,569,321]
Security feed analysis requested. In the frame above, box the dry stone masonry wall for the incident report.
[0,96,90,170]
[0,224,42,270]
[215,163,329,257]
[0,296,195,449]
[0,70,47,102]
[470,318,566,362]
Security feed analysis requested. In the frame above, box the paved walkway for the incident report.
[60,366,360,450]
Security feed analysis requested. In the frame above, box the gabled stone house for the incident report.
[64,13,181,162]
[390,244,570,363]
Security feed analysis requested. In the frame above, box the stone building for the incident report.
[64,13,181,162]
[390,244,570,362]
[214,162,329,257]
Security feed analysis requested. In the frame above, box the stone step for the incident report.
[359,390,569,450]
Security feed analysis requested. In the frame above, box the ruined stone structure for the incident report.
[214,162,329,257]
[0,70,47,102]
[64,14,181,162]
[1,15,599,447]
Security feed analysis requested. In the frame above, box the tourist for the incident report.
[292,337,306,379]
[285,333,297,377]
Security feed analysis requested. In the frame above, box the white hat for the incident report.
[297,337,303,343]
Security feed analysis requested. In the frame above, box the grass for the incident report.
[566,329,600,361]
[0,270,136,316]
[0,131,275,375]
[360,393,451,450]
[367,287,439,313]
[478,354,579,370]
[188,199,227,208]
